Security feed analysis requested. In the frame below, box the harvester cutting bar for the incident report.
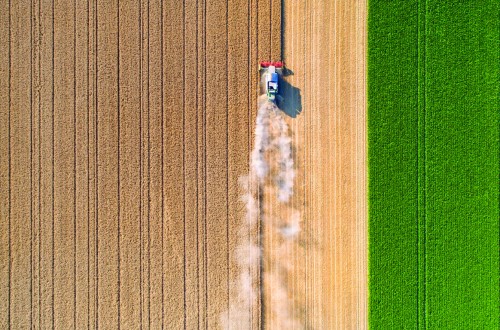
[259,61,284,69]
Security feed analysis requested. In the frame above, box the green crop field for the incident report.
[368,1,499,328]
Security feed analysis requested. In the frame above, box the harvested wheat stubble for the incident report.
[369,0,499,328]
[279,0,367,329]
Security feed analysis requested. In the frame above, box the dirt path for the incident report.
[0,0,365,328]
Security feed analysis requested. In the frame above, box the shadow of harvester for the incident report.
[277,74,302,118]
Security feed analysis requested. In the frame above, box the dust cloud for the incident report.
[221,97,302,329]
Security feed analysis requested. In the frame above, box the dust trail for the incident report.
[251,98,272,181]
[220,99,269,330]
[272,111,296,204]
[265,101,302,328]
[220,174,260,330]
[221,98,302,329]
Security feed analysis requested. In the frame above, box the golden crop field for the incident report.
[0,0,366,328]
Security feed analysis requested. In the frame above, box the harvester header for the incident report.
[259,61,284,69]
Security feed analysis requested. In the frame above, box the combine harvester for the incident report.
[259,61,285,102]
